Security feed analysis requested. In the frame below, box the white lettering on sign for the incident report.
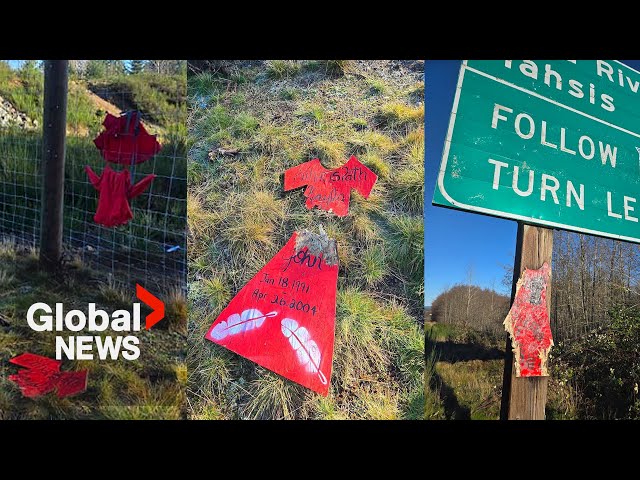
[596,60,640,93]
[491,103,618,167]
[625,196,638,222]
[567,182,584,210]
[607,192,640,223]
[513,166,534,196]
[504,60,616,112]
[488,158,585,211]
[436,60,640,245]
[540,174,560,204]
[488,159,508,190]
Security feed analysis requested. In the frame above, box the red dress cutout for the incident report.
[205,232,338,395]
[85,165,156,227]
[93,112,161,165]
[503,263,554,377]
[284,155,378,217]
[9,352,88,398]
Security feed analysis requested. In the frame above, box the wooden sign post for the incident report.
[432,60,640,420]
[500,222,553,420]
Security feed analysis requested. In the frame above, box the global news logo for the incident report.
[25,284,164,361]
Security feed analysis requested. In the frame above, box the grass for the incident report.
[306,60,353,77]
[0,245,186,419]
[0,64,187,419]
[367,78,387,95]
[187,60,424,419]
[424,322,579,420]
[0,62,185,138]
[391,164,424,213]
[0,130,187,285]
[377,103,424,130]
[88,71,187,133]
[266,60,301,80]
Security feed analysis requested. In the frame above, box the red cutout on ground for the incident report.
[85,165,156,227]
[503,263,554,377]
[93,112,161,165]
[284,156,377,217]
[9,353,88,398]
[205,230,339,395]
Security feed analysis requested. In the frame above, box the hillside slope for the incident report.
[187,60,425,419]
[0,62,185,139]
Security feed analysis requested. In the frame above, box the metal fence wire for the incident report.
[0,64,187,290]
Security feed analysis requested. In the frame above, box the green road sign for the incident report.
[433,60,640,243]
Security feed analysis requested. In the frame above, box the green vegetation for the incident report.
[0,244,186,419]
[88,72,187,136]
[0,61,186,137]
[266,60,301,79]
[0,62,187,419]
[188,60,424,419]
[424,322,577,420]
[0,61,44,125]
[550,306,640,419]
[0,61,186,285]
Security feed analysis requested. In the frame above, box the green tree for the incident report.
[129,60,147,75]
[105,60,126,76]
[20,60,41,72]
[86,60,107,79]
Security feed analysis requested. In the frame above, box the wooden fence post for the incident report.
[39,60,68,271]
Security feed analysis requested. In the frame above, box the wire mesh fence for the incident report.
[0,61,187,290]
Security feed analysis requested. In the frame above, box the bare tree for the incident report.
[146,60,186,75]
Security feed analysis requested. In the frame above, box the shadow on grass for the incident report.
[431,340,504,363]
[428,369,471,420]
[425,334,505,420]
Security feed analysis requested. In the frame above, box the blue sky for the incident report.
[4,60,134,70]
[6,60,26,69]
[424,60,640,306]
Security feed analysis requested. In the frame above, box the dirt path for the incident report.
[81,84,121,116]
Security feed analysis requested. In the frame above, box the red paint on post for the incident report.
[504,263,553,377]
[205,231,338,395]
[93,112,161,165]
[284,156,377,217]
[9,353,88,398]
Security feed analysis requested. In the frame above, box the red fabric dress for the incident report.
[93,112,161,165]
[284,155,378,217]
[85,165,156,227]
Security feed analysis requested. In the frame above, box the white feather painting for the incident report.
[210,309,278,340]
[281,318,327,385]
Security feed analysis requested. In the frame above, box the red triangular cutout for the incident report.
[205,230,338,395]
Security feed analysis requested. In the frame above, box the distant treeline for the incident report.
[431,230,640,341]
[431,285,509,334]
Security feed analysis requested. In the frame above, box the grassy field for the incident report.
[187,60,425,419]
[0,240,187,419]
[424,322,578,420]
